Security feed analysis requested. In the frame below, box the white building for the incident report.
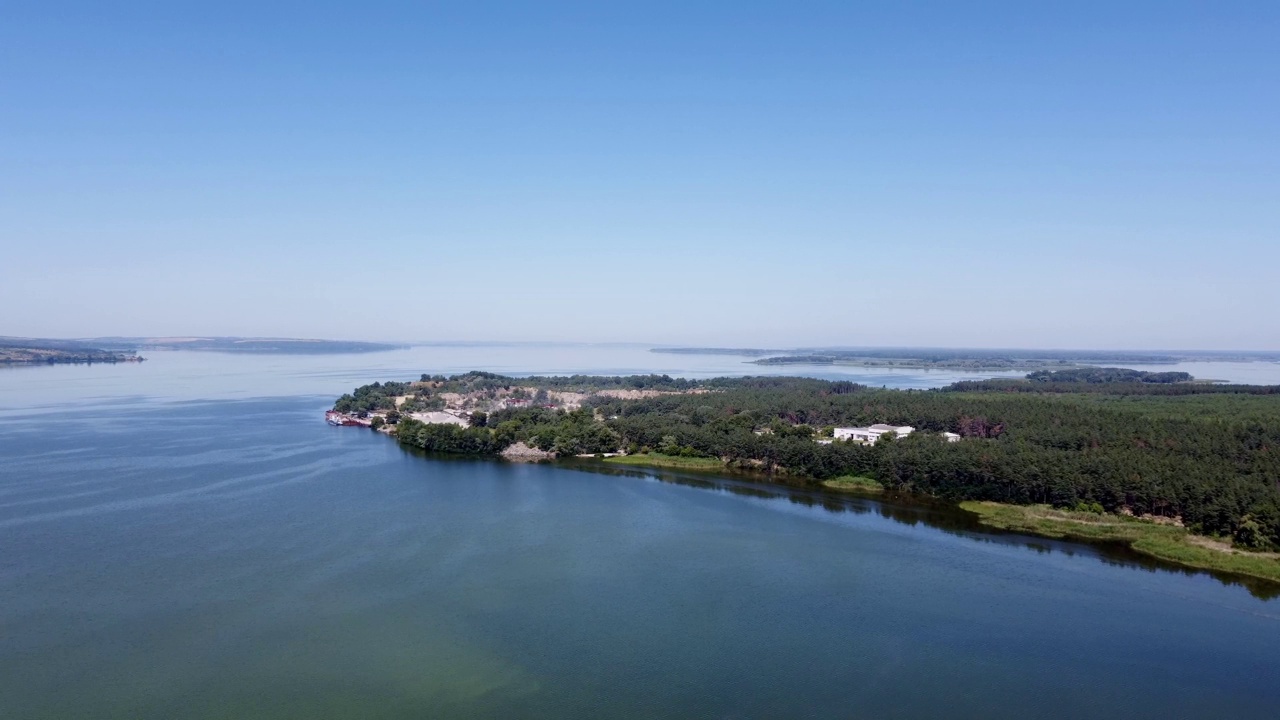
[942,432,961,443]
[833,424,914,444]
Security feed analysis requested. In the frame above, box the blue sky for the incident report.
[2,1,1277,348]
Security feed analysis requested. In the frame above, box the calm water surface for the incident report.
[3,346,1279,719]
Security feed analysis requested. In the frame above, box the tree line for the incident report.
[1024,367,1192,384]
[343,373,1280,549]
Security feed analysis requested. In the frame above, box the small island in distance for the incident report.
[329,367,1280,590]
[652,346,1280,371]
[0,337,145,365]
[86,336,404,354]
[1,335,403,364]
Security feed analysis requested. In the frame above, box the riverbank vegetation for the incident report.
[822,476,884,493]
[339,372,1280,565]
[0,338,143,364]
[961,501,1280,583]
[603,453,726,471]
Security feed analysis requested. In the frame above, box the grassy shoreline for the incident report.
[821,476,884,494]
[594,453,1280,586]
[602,453,726,471]
[960,501,1280,584]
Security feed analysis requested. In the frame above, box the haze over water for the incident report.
[5,344,1279,412]
[3,346,1280,719]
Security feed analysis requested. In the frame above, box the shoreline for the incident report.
[330,370,1280,590]
[0,356,145,366]
[959,501,1280,585]
[597,453,1280,586]
[749,359,1083,371]
[336,422,1280,588]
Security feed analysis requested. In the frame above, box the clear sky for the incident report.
[2,1,1277,349]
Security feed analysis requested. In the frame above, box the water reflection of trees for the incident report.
[395,446,1279,601]
[558,458,1280,601]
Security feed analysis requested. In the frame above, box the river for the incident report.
[2,345,1279,719]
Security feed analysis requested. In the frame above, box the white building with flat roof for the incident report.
[833,424,914,444]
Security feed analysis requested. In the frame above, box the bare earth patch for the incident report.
[1187,535,1280,559]
[501,442,555,461]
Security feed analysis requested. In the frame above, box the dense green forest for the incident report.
[332,381,415,413]
[342,373,1280,549]
[1024,367,1192,383]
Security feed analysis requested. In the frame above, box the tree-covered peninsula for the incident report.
[332,371,1280,576]
[0,337,144,365]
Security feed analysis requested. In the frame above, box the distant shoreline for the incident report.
[1,335,403,358]
[0,345,144,365]
[749,356,1082,371]
[80,336,404,355]
[652,346,1280,372]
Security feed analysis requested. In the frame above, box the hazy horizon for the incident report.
[8,333,1280,356]
[4,2,1277,350]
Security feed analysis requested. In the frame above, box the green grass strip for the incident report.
[961,501,1280,584]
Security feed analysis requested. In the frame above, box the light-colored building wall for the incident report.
[833,424,914,444]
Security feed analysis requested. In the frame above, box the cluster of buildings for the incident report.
[832,424,961,444]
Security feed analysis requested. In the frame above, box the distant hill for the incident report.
[2,336,403,360]
[83,337,403,354]
[657,346,1280,370]
[0,337,144,365]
